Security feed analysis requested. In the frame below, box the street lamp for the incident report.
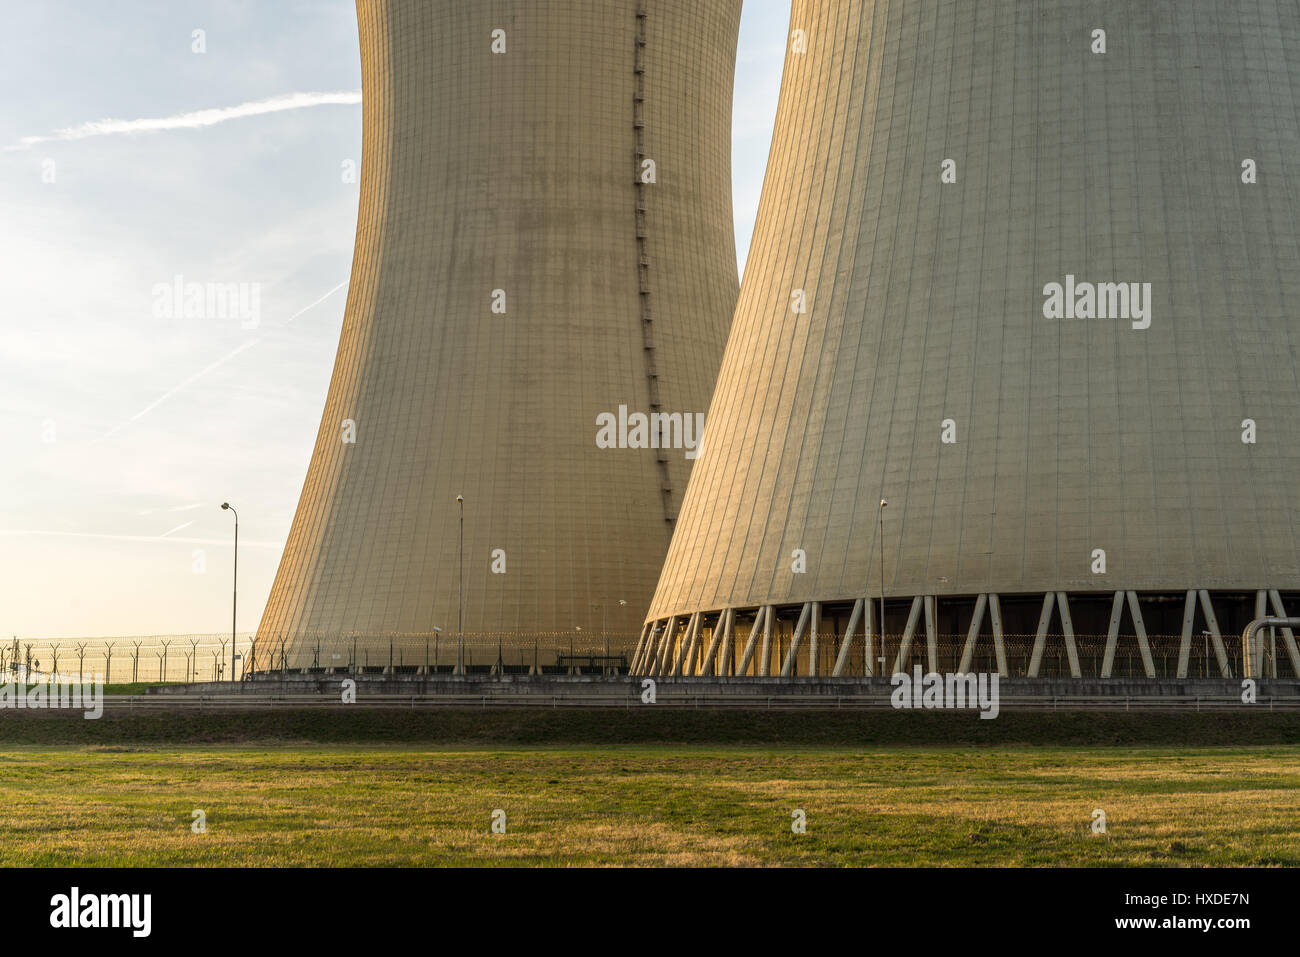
[456,494,464,676]
[593,600,623,662]
[221,502,237,680]
[614,599,626,662]
[878,498,887,677]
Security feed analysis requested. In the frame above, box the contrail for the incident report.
[159,521,195,538]
[91,276,348,444]
[138,503,204,516]
[93,339,261,444]
[4,90,362,152]
[0,529,283,549]
[286,279,349,324]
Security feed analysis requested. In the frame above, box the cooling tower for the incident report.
[252,0,740,672]
[634,0,1300,681]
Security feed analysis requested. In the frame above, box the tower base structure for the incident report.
[633,589,1300,680]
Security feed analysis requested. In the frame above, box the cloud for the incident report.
[4,90,362,151]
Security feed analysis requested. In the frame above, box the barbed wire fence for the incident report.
[0,631,639,683]
[0,629,1286,683]
[242,631,643,677]
[0,633,255,684]
[236,629,1279,679]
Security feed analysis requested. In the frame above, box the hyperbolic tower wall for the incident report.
[254,0,740,669]
[634,0,1300,680]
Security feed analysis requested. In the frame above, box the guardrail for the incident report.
[68,692,1300,713]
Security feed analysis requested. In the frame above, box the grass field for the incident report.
[1,743,1296,866]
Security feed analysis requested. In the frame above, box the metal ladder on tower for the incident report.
[634,4,676,525]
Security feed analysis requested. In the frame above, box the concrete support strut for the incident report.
[673,612,701,676]
[831,598,864,677]
[1267,590,1300,676]
[923,595,938,673]
[640,622,660,674]
[1198,590,1231,678]
[955,593,1007,676]
[717,608,735,676]
[699,611,724,677]
[1102,591,1154,678]
[757,606,774,676]
[655,615,679,676]
[808,602,821,677]
[1124,591,1156,678]
[892,596,924,674]
[630,622,651,673]
[701,608,735,677]
[735,606,768,677]
[780,602,813,677]
[1177,590,1196,678]
[1027,592,1056,678]
[989,594,1007,675]
[660,613,681,670]
[957,593,987,674]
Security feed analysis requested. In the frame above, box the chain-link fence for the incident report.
[243,632,641,676]
[6,627,1292,682]
[1,634,255,684]
[3,632,641,683]
[246,629,1292,679]
[0,632,642,683]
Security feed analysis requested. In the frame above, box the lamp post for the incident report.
[456,494,464,675]
[593,601,623,662]
[614,599,626,663]
[878,498,887,676]
[221,502,237,680]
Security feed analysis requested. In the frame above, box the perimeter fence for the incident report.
[6,628,1294,683]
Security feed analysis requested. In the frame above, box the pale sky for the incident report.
[0,1,788,639]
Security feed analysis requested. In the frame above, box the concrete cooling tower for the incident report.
[252,0,741,673]
[633,0,1300,681]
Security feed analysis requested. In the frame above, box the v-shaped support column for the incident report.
[1027,592,1082,678]
[1100,591,1156,678]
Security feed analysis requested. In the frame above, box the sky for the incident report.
[0,1,789,639]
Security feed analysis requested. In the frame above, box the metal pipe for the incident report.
[1242,617,1300,678]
